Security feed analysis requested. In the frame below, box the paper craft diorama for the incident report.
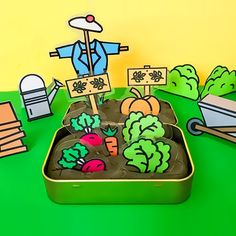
[39,14,197,205]
[43,14,233,187]
[2,13,236,203]
[19,74,64,121]
[0,102,27,158]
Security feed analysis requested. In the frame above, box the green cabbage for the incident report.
[123,139,171,173]
[122,112,165,143]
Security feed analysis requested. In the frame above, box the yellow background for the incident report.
[1,0,236,91]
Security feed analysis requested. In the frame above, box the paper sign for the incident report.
[128,66,167,86]
[66,73,111,98]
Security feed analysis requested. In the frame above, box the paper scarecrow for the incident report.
[50,15,129,77]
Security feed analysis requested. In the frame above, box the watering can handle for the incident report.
[53,78,64,88]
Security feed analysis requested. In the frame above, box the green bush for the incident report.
[201,66,236,98]
[158,64,200,100]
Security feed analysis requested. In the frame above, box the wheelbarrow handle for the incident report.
[195,124,236,144]
[214,127,236,133]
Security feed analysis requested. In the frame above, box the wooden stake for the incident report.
[83,30,99,114]
[84,30,93,75]
[144,85,150,96]
[89,95,98,114]
[143,66,151,96]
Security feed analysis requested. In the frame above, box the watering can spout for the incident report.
[48,79,64,105]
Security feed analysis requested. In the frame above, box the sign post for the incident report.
[128,65,168,96]
[66,73,111,113]
[83,29,99,114]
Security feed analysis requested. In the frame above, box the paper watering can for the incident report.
[19,74,64,121]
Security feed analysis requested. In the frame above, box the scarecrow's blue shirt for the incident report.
[56,39,120,76]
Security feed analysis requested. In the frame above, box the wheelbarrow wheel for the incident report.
[187,118,204,136]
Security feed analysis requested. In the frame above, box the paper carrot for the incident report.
[101,125,118,156]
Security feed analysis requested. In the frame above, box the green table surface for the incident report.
[0,88,235,236]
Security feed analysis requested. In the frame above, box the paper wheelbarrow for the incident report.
[187,94,236,143]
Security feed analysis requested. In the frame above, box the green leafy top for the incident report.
[123,138,171,173]
[58,143,89,169]
[97,93,109,106]
[101,125,118,137]
[123,112,165,143]
[71,113,101,133]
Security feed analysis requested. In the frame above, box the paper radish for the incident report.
[81,159,106,173]
[58,142,105,173]
[71,113,103,146]
[58,143,89,169]
[80,133,103,146]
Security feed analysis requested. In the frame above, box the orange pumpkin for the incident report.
[120,87,161,115]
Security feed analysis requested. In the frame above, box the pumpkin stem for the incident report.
[130,87,142,98]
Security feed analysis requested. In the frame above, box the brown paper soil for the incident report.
[46,125,189,180]
[63,99,177,128]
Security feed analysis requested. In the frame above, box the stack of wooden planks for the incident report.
[0,102,27,158]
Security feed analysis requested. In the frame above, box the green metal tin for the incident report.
[42,126,194,204]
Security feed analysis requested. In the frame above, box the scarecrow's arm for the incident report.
[49,45,128,57]
[49,44,74,58]
[120,45,129,51]
[49,51,59,57]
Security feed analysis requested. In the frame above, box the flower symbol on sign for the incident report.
[90,77,107,90]
[149,70,164,82]
[72,81,87,93]
[131,71,146,83]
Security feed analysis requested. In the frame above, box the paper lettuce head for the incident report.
[122,112,165,144]
[159,64,200,100]
[201,66,236,98]
[123,139,171,173]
